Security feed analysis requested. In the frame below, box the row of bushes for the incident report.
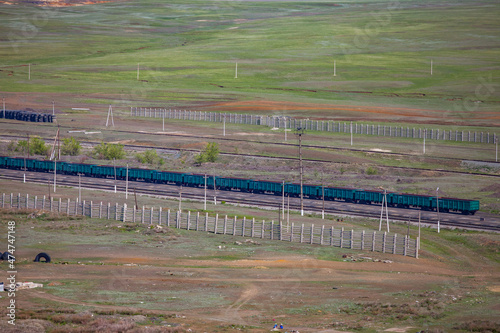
[7,137,219,166]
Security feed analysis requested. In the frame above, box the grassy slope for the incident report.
[0,207,498,332]
[0,0,499,123]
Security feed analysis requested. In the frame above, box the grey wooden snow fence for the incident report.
[131,107,497,145]
[1,193,418,258]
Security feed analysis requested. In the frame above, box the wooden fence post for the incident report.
[383,232,387,253]
[34,195,37,210]
[372,231,376,252]
[89,201,92,218]
[2,193,4,208]
[234,216,237,236]
[404,235,407,256]
[99,202,102,219]
[271,221,274,240]
[279,221,283,241]
[18,193,21,209]
[393,234,397,254]
[310,224,314,244]
[167,209,171,227]
[361,230,365,250]
[115,203,118,220]
[330,226,334,246]
[141,206,145,224]
[291,223,294,242]
[159,207,162,225]
[11,193,14,209]
[176,211,180,229]
[58,198,61,213]
[242,217,246,237]
[82,200,86,216]
[251,218,255,237]
[320,225,324,245]
[150,207,153,225]
[122,203,127,222]
[261,221,265,239]
[223,215,227,234]
[339,227,344,248]
[187,211,191,230]
[350,230,354,249]
[196,212,199,231]
[416,237,419,259]
[26,194,29,209]
[300,224,304,243]
[214,214,218,234]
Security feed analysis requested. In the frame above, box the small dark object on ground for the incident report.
[34,252,51,263]
[1,251,14,261]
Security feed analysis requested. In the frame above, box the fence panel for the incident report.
[1,193,418,258]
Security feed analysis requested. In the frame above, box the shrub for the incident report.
[136,149,164,166]
[93,142,125,160]
[194,142,219,165]
[366,166,378,175]
[61,137,81,156]
[16,136,49,156]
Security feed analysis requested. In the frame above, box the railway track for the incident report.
[1,129,499,180]
[1,170,498,233]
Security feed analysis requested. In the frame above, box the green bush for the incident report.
[194,142,219,165]
[16,137,49,156]
[93,142,125,160]
[61,137,81,156]
[366,166,378,175]
[136,149,164,166]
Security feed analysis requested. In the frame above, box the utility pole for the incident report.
[113,158,117,193]
[78,174,81,202]
[294,127,305,216]
[106,105,114,127]
[54,159,57,193]
[134,188,138,210]
[24,133,27,183]
[287,194,290,232]
[179,185,182,212]
[125,164,129,199]
[213,174,217,205]
[322,185,325,219]
[282,180,285,222]
[418,211,421,251]
[57,125,60,159]
[379,189,389,232]
[204,174,207,210]
[436,187,440,233]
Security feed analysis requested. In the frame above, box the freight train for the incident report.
[0,156,480,215]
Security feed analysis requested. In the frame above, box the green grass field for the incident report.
[0,0,499,125]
